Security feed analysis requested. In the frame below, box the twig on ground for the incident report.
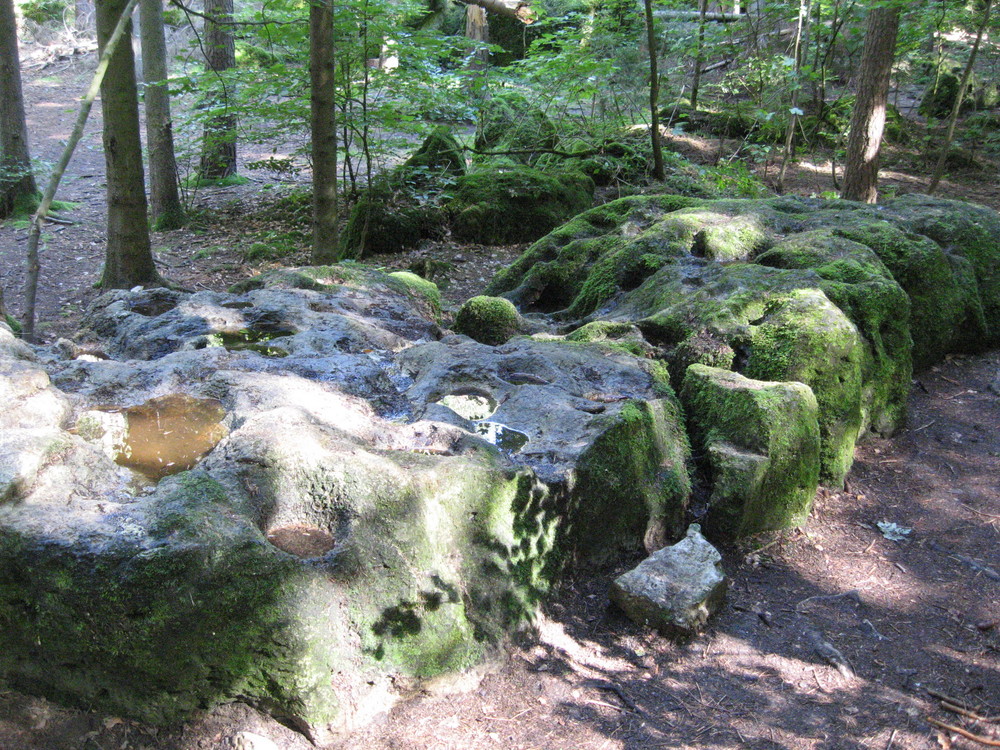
[927,716,1000,746]
[941,701,999,723]
[581,679,640,714]
[885,728,897,749]
[795,589,860,613]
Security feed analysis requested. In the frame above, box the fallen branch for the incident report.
[927,716,1000,746]
[941,701,999,723]
[653,10,743,22]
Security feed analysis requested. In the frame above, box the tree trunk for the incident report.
[310,0,338,263]
[455,0,533,24]
[643,0,663,180]
[465,5,489,68]
[96,0,160,288]
[777,0,811,193]
[0,0,39,219]
[689,0,708,110]
[840,4,900,204]
[139,0,184,229]
[198,0,237,180]
[928,0,993,194]
[76,0,94,30]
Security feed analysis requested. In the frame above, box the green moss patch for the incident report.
[681,365,820,538]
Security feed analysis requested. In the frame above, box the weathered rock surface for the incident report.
[610,524,726,635]
[5,191,1000,738]
[0,265,690,739]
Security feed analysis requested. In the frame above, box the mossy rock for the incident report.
[447,166,595,245]
[667,106,784,144]
[755,228,912,435]
[629,264,865,485]
[474,92,558,165]
[572,397,691,558]
[919,61,978,118]
[881,195,999,351]
[803,96,910,147]
[453,295,525,345]
[681,365,820,539]
[486,194,705,314]
[388,271,442,321]
[402,126,467,178]
[564,321,653,357]
[338,177,445,258]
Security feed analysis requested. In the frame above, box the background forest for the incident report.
[2,0,1000,339]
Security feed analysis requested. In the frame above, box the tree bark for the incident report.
[454,0,533,24]
[465,5,489,68]
[23,0,142,340]
[198,0,237,180]
[643,0,663,180]
[310,0,338,263]
[96,0,160,288]
[139,0,184,229]
[689,0,708,110]
[0,0,39,219]
[76,0,94,30]
[840,4,900,203]
[928,0,993,194]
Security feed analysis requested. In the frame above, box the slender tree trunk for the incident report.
[96,0,160,288]
[310,0,338,263]
[928,0,993,194]
[642,0,663,180]
[23,0,142,340]
[840,4,900,203]
[139,0,184,229]
[465,5,489,69]
[198,0,237,180]
[0,0,39,218]
[690,0,708,110]
[75,0,94,30]
[777,0,811,192]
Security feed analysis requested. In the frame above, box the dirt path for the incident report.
[0,46,998,750]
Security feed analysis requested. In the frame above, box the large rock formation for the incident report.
[489,194,1000,488]
[3,193,1000,739]
[0,265,690,740]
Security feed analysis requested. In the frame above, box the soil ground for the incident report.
[0,41,998,750]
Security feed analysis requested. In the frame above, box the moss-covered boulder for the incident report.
[452,295,526,346]
[447,166,595,245]
[485,194,704,313]
[402,126,467,177]
[919,60,982,118]
[681,365,821,538]
[755,229,912,436]
[398,337,692,563]
[474,92,558,165]
[337,176,444,258]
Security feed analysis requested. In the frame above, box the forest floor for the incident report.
[0,43,998,750]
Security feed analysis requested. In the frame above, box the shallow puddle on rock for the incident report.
[115,394,228,480]
[207,329,293,357]
[438,393,497,421]
[474,421,529,453]
[267,524,338,558]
